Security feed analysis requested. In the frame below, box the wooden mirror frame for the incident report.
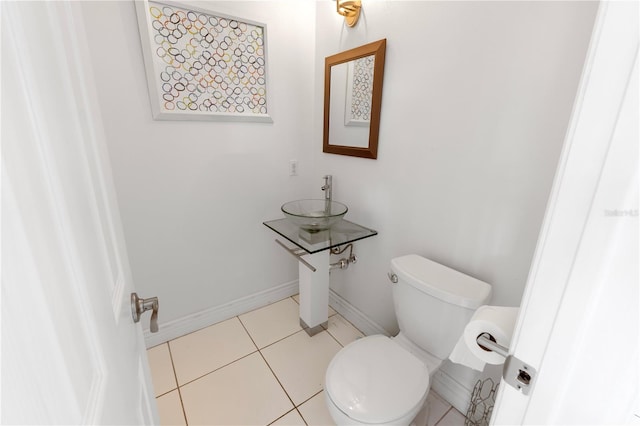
[323,39,386,159]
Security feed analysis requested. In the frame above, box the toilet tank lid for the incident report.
[391,255,491,309]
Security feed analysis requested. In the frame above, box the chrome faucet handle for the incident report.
[321,175,333,192]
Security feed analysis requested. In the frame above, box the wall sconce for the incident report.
[336,0,361,27]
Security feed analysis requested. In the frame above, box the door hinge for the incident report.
[503,355,536,395]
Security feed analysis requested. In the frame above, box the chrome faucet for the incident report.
[322,175,332,213]
[321,175,332,201]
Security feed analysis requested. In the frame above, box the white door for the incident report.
[492,1,639,424]
[2,2,159,424]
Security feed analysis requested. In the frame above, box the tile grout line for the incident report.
[171,309,306,426]
[255,347,297,407]
[168,316,262,390]
[254,328,305,351]
[254,344,300,419]
[245,296,346,426]
[435,406,459,426]
[154,299,301,394]
[235,315,260,352]
[161,296,296,349]
[175,349,260,389]
[265,407,309,426]
[237,315,300,421]
[324,326,346,348]
[434,407,448,426]
[295,389,325,409]
[265,408,295,426]
[156,296,368,425]
[295,406,309,426]
[166,341,189,426]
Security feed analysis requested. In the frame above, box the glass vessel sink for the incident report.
[281,199,348,232]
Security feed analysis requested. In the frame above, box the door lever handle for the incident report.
[131,293,159,333]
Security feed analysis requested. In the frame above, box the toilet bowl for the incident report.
[325,334,437,425]
[325,254,492,425]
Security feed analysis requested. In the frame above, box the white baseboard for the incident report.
[328,290,390,337]
[144,280,299,348]
[431,369,473,414]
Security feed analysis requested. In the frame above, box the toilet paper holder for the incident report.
[476,332,508,358]
[476,332,537,395]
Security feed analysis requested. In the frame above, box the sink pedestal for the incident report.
[263,218,378,337]
[298,250,329,335]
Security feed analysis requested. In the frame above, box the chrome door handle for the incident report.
[131,293,159,333]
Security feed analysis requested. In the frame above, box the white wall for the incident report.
[314,0,598,333]
[314,0,598,404]
[80,0,597,409]
[80,1,316,325]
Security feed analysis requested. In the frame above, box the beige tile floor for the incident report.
[147,295,466,425]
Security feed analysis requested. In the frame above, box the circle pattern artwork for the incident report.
[350,56,374,121]
[147,2,268,115]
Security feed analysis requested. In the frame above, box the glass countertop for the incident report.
[263,218,378,254]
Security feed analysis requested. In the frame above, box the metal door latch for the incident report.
[503,354,536,395]
[131,293,159,333]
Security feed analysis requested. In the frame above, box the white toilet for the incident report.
[325,254,492,426]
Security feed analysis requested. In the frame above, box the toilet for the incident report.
[325,254,492,426]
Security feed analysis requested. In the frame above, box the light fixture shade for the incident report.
[337,0,361,27]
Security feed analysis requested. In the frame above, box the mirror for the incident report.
[323,39,386,159]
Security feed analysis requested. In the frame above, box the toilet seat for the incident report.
[325,335,430,424]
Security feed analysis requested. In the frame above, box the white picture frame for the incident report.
[135,0,273,122]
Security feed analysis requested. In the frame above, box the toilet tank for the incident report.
[390,255,492,360]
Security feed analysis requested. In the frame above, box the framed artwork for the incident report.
[135,1,272,122]
[344,55,374,127]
